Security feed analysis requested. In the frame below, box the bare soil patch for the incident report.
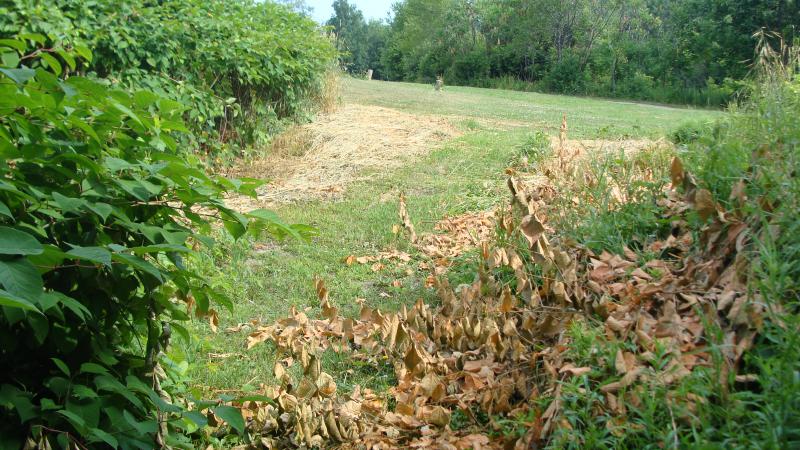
[225,104,459,211]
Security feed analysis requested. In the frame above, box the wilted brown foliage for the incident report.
[219,148,762,449]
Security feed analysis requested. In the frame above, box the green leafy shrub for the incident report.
[514,131,552,165]
[542,53,587,95]
[670,120,716,145]
[0,0,336,160]
[451,49,490,85]
[678,73,800,446]
[0,36,294,448]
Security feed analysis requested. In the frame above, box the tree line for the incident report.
[326,0,799,106]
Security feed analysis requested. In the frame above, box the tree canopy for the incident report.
[327,0,799,105]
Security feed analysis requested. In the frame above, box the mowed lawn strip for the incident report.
[344,78,722,138]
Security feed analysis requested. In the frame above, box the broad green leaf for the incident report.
[129,244,191,255]
[27,312,49,344]
[0,384,35,422]
[51,358,70,377]
[57,409,88,433]
[85,202,113,222]
[103,157,135,172]
[94,375,144,410]
[51,192,87,213]
[79,363,108,375]
[0,201,11,219]
[71,385,98,399]
[170,322,190,343]
[208,289,234,313]
[246,208,281,223]
[222,216,246,239]
[28,245,67,274]
[160,119,189,132]
[67,115,100,143]
[67,246,112,267]
[73,45,93,63]
[112,253,164,281]
[1,52,19,69]
[0,227,42,255]
[116,178,162,201]
[213,405,245,434]
[0,258,43,301]
[0,39,25,52]
[0,289,38,312]
[182,409,208,427]
[18,33,45,44]
[40,53,61,77]
[40,398,59,411]
[248,209,305,240]
[124,409,158,435]
[55,49,76,71]
[89,428,118,448]
[133,90,159,108]
[0,67,35,85]
[111,101,143,126]
[41,292,91,321]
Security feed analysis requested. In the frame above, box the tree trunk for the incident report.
[611,54,617,93]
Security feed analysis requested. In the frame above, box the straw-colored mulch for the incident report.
[225,104,459,212]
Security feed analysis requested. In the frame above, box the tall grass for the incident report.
[681,33,800,446]
[520,34,800,448]
[312,65,343,114]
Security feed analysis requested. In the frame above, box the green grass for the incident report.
[181,80,723,395]
[181,76,800,449]
[344,78,723,138]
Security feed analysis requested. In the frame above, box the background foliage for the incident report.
[327,0,798,106]
[0,1,327,444]
[0,0,336,161]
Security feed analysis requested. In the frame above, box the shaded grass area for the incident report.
[180,80,723,399]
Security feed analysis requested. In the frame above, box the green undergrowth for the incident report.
[503,78,800,448]
[553,146,675,255]
[0,0,336,161]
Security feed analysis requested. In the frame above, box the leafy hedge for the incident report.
[0,0,336,159]
[0,35,302,448]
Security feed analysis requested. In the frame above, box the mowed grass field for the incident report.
[344,78,718,138]
[183,80,723,393]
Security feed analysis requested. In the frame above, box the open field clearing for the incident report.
[190,80,721,391]
[344,79,720,138]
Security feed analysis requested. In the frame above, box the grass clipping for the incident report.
[224,148,764,449]
[229,105,458,208]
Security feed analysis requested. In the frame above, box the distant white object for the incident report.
[366,69,373,80]
[435,75,444,91]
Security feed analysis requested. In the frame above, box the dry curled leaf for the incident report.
[695,189,716,221]
[208,309,219,333]
[520,215,545,247]
[229,149,762,449]
[399,193,418,243]
[670,157,685,188]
